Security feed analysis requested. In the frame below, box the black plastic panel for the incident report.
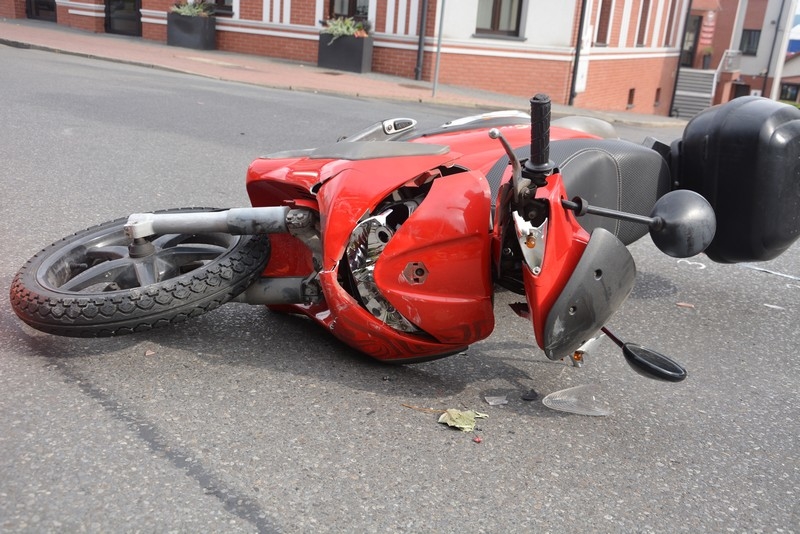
[543,228,636,360]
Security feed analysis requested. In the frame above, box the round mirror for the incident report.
[623,343,687,382]
[649,190,716,258]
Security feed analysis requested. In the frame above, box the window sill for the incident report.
[472,32,526,42]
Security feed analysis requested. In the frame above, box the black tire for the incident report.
[10,208,271,337]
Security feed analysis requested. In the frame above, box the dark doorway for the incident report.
[733,82,751,99]
[27,0,57,21]
[681,15,701,67]
[106,0,141,36]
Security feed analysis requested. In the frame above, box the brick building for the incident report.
[2,0,795,115]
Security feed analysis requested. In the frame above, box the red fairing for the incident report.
[247,151,493,361]
[246,157,322,278]
[522,175,589,348]
[313,154,458,269]
[373,170,493,345]
[316,270,476,361]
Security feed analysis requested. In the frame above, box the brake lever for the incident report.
[488,128,530,204]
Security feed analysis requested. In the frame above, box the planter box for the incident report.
[167,12,215,50]
[317,34,373,73]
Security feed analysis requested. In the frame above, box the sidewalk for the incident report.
[0,17,686,127]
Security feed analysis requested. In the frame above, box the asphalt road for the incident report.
[1,45,798,533]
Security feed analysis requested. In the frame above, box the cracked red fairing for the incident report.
[246,151,493,361]
[373,169,493,346]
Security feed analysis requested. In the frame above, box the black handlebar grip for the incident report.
[529,93,551,169]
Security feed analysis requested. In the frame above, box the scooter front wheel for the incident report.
[10,208,271,337]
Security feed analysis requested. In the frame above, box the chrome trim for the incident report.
[346,210,418,333]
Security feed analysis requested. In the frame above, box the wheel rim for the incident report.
[37,225,241,294]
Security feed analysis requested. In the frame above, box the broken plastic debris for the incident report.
[438,409,488,432]
[484,395,508,406]
[542,384,612,417]
[675,302,695,309]
[521,389,540,401]
[144,350,156,356]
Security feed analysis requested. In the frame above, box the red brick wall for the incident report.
[573,55,678,115]
[372,46,419,79]
[744,0,768,28]
[738,73,772,95]
[0,0,26,18]
[609,0,625,46]
[239,0,262,22]
[143,23,167,41]
[57,3,105,32]
[142,0,169,40]
[290,0,316,25]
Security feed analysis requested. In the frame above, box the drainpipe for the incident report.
[415,0,430,80]
[762,0,787,95]
[569,0,589,106]
[669,0,694,117]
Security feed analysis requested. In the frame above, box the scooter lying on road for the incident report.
[10,95,800,382]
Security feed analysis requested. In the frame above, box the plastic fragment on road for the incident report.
[542,384,612,417]
[438,409,488,432]
[484,395,508,406]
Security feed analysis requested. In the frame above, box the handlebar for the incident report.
[529,94,551,170]
[523,94,555,185]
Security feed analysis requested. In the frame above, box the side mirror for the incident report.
[649,190,716,258]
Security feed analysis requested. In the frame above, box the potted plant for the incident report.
[167,0,216,50]
[318,17,373,73]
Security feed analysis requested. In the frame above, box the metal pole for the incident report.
[669,0,694,117]
[432,0,445,98]
[415,0,430,80]
[762,0,787,95]
[568,0,589,106]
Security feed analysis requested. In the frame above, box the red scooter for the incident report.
[10,95,800,382]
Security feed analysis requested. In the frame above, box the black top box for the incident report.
[674,96,800,263]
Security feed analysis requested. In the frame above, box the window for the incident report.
[476,0,523,36]
[740,29,761,55]
[329,0,369,21]
[636,0,651,46]
[780,84,799,102]
[594,0,613,45]
[213,0,233,17]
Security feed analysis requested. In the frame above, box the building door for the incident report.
[681,15,701,67]
[27,0,57,21]
[106,0,141,36]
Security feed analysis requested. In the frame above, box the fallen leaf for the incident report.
[438,409,488,432]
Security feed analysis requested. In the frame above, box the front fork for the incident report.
[124,207,322,306]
